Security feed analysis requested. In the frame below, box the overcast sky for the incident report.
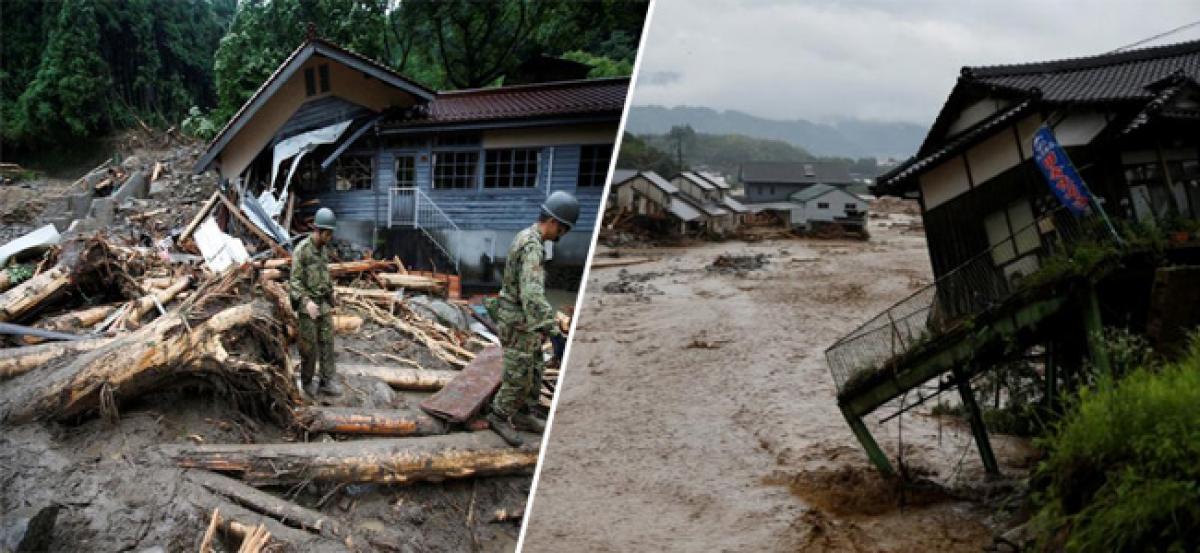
[631,0,1200,125]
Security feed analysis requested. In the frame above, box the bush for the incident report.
[1032,335,1200,552]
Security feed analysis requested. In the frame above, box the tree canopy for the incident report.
[2,0,647,155]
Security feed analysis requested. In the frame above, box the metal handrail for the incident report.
[825,204,1112,392]
[388,187,460,273]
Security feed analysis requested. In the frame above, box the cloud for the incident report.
[633,0,1200,125]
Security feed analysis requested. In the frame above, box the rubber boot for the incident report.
[487,412,524,446]
[302,378,319,399]
[319,377,343,397]
[511,411,546,433]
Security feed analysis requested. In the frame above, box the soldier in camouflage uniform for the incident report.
[486,191,579,446]
[289,207,342,398]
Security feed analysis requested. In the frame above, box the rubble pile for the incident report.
[0,135,544,552]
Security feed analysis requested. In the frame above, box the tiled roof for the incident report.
[677,171,716,191]
[739,162,853,185]
[642,171,679,195]
[966,39,1200,103]
[387,78,630,127]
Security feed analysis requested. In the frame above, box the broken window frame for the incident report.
[484,148,540,189]
[578,144,614,187]
[335,155,373,192]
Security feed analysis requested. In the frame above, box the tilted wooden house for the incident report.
[194,37,628,281]
[609,170,705,233]
[829,39,1200,478]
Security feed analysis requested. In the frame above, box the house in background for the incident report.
[787,184,866,231]
[609,170,705,232]
[194,37,627,282]
[670,171,746,233]
[738,161,863,229]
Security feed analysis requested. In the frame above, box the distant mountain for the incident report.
[624,105,926,159]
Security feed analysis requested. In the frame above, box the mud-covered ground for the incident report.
[0,320,531,552]
[523,214,1036,552]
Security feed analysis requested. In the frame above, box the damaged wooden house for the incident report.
[827,39,1200,476]
[608,169,746,235]
[194,37,628,281]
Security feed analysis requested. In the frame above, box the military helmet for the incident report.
[314,207,337,230]
[541,191,579,230]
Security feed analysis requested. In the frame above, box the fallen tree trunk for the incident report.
[0,338,112,380]
[161,431,537,485]
[23,304,117,345]
[0,298,294,424]
[0,266,71,322]
[183,487,349,553]
[340,363,457,391]
[295,407,448,436]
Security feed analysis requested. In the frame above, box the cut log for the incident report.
[0,338,112,380]
[335,286,398,307]
[258,268,284,282]
[161,431,538,485]
[141,276,175,289]
[0,299,294,424]
[340,363,457,391]
[376,273,445,294]
[295,407,448,436]
[23,305,117,345]
[328,260,397,277]
[0,266,71,322]
[332,315,362,335]
[127,276,191,325]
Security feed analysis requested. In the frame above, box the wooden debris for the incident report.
[340,363,456,391]
[589,256,656,269]
[420,346,503,423]
[127,276,191,326]
[161,431,538,485]
[376,273,446,294]
[185,471,345,540]
[199,507,220,553]
[332,315,362,335]
[179,192,220,247]
[234,522,270,553]
[215,192,289,258]
[0,265,71,323]
[343,293,474,368]
[0,298,294,424]
[294,407,448,437]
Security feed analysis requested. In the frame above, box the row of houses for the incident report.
[610,161,868,234]
[194,36,629,282]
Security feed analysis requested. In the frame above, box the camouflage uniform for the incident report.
[289,234,336,385]
[488,223,562,418]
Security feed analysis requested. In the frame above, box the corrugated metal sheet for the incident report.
[667,197,704,221]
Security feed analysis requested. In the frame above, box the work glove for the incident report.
[305,299,320,319]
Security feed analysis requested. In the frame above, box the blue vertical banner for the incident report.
[1031,124,1093,216]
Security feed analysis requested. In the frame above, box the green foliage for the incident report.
[3,0,225,150]
[616,133,679,177]
[4,264,35,285]
[1032,334,1200,552]
[635,131,879,181]
[181,106,219,141]
[561,51,633,78]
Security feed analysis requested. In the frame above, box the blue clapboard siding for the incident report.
[275,96,372,144]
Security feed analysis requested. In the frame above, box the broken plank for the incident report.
[161,430,538,486]
[420,345,503,423]
[216,192,289,258]
[183,489,349,553]
[294,407,448,437]
[179,192,220,246]
[340,363,457,391]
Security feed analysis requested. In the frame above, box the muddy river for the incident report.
[522,215,1036,552]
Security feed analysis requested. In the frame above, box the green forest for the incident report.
[1,0,646,159]
[617,125,882,184]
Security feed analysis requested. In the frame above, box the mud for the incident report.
[599,269,664,299]
[708,253,770,274]
[0,319,529,552]
[523,213,1032,552]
